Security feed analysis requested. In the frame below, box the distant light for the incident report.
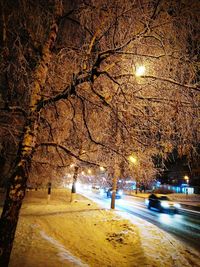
[100,166,105,171]
[184,175,189,183]
[135,66,145,77]
[70,164,74,168]
[181,183,188,187]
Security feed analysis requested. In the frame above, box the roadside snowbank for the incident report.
[128,192,200,207]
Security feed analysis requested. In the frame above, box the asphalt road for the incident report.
[80,188,200,250]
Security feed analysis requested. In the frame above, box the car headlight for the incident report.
[118,190,123,196]
[174,203,181,208]
[161,201,170,208]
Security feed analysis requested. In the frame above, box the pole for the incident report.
[47,182,51,203]
[70,166,79,202]
[111,165,120,209]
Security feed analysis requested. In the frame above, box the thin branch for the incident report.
[32,160,69,168]
[112,73,200,92]
[78,96,128,162]
[114,51,168,58]
[135,96,198,107]
[0,106,27,117]
[39,117,54,141]
[143,75,200,92]
[151,0,163,20]
[35,142,100,167]
[36,73,91,111]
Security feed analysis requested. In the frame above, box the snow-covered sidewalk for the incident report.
[6,189,200,267]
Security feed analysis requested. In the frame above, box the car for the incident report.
[145,194,181,213]
[92,185,100,190]
[106,188,123,199]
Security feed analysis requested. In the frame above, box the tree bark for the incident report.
[111,166,120,209]
[0,123,36,265]
[0,2,62,265]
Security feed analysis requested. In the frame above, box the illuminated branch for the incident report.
[143,75,200,92]
[36,142,100,167]
[114,51,168,58]
[32,160,69,168]
[135,96,198,107]
[112,73,200,92]
[78,96,128,161]
[39,117,54,141]
[36,73,91,110]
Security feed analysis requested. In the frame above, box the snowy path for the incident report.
[40,230,88,267]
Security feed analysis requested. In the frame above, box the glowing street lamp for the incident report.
[128,155,137,164]
[184,175,189,184]
[135,65,146,77]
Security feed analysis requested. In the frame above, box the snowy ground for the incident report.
[0,189,200,267]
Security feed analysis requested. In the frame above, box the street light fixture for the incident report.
[135,65,146,77]
[184,175,189,184]
[128,155,137,164]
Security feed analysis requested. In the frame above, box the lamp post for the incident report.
[111,164,120,209]
[70,165,79,202]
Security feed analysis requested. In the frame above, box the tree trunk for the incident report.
[0,3,62,264]
[111,166,120,209]
[70,166,79,202]
[111,175,117,209]
[47,182,52,203]
[135,180,138,194]
[0,111,40,265]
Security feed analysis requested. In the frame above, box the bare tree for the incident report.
[0,0,200,265]
[0,0,63,264]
